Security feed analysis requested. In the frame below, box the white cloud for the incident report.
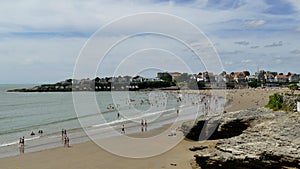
[244,19,266,28]
[234,41,250,45]
[241,59,252,63]
[224,61,233,65]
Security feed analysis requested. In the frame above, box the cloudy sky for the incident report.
[1,0,300,83]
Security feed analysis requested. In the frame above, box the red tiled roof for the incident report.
[276,75,288,78]
[234,72,245,76]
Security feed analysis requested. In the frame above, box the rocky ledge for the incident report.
[182,108,300,169]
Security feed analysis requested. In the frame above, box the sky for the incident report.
[1,0,300,84]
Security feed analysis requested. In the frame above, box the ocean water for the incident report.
[0,84,225,158]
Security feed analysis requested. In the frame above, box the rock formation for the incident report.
[183,108,300,169]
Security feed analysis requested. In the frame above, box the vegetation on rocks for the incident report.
[266,93,284,111]
[266,92,300,112]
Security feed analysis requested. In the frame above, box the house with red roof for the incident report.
[288,74,299,83]
[275,74,288,83]
[265,73,275,82]
[234,72,246,83]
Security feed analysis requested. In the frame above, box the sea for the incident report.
[0,84,225,158]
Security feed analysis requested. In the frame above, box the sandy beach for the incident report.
[1,88,298,169]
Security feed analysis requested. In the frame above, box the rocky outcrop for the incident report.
[184,108,300,169]
[182,109,257,141]
[282,95,300,111]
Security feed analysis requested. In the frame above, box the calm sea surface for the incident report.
[0,84,225,158]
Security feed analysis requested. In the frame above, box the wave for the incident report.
[0,136,40,148]
[90,107,177,129]
[0,141,19,147]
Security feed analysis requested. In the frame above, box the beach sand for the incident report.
[225,88,295,112]
[1,88,297,169]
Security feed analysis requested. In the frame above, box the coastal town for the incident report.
[8,70,300,92]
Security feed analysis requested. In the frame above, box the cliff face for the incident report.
[182,108,300,169]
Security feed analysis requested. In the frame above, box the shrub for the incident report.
[266,93,283,111]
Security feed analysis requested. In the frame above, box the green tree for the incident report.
[243,71,250,76]
[248,79,258,88]
[160,74,172,82]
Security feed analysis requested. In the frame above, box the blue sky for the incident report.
[0,0,300,83]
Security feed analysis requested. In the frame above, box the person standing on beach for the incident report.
[19,137,22,146]
[19,138,24,154]
[144,120,147,132]
[66,136,70,148]
[121,125,125,134]
[22,136,25,146]
[64,136,67,147]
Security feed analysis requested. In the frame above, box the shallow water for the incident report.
[0,84,225,158]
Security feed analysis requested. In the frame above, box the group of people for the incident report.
[18,129,45,154]
[30,129,44,136]
[141,119,148,132]
[17,128,71,155]
[62,129,70,148]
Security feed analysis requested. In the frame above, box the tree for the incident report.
[95,77,100,83]
[66,79,72,83]
[160,74,172,82]
[248,79,258,88]
[243,71,250,76]
[288,84,298,96]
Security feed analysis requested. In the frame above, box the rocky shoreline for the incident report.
[182,108,300,169]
